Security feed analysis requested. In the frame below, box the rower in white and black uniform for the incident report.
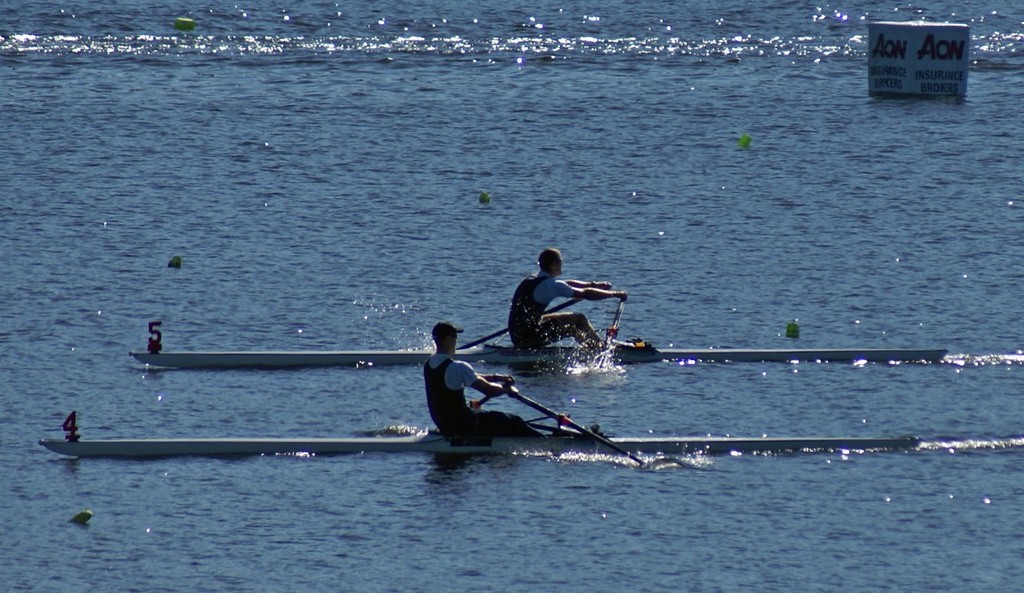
[424,321,541,437]
[508,247,627,349]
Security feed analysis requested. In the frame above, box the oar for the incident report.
[457,299,580,350]
[507,390,644,466]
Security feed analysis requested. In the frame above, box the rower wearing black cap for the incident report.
[424,321,541,437]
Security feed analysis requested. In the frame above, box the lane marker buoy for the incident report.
[70,510,93,525]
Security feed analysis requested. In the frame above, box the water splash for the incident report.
[941,352,1024,367]
[920,436,1024,452]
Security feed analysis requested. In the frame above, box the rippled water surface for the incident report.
[3,1,1023,591]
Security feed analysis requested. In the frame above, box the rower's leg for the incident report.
[475,411,544,437]
[541,312,602,349]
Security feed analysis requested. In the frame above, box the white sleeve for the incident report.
[554,279,576,298]
[445,360,480,390]
[534,278,576,304]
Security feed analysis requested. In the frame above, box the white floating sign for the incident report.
[868,21,970,96]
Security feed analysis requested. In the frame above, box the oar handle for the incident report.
[507,391,644,466]
[470,394,495,410]
[457,299,581,350]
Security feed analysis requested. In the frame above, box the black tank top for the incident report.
[423,358,474,434]
[508,274,548,347]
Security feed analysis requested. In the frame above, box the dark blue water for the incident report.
[3,1,1023,591]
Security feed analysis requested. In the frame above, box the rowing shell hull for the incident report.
[39,434,922,458]
[129,345,948,369]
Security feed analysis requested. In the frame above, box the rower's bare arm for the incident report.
[565,279,612,290]
[471,376,517,398]
[572,287,627,301]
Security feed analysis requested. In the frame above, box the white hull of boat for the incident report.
[39,433,922,458]
[129,345,948,369]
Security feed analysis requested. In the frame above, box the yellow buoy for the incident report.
[70,509,93,525]
[174,17,195,31]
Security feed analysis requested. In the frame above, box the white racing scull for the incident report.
[39,432,922,459]
[132,314,948,369]
[40,396,923,463]
[129,343,949,369]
